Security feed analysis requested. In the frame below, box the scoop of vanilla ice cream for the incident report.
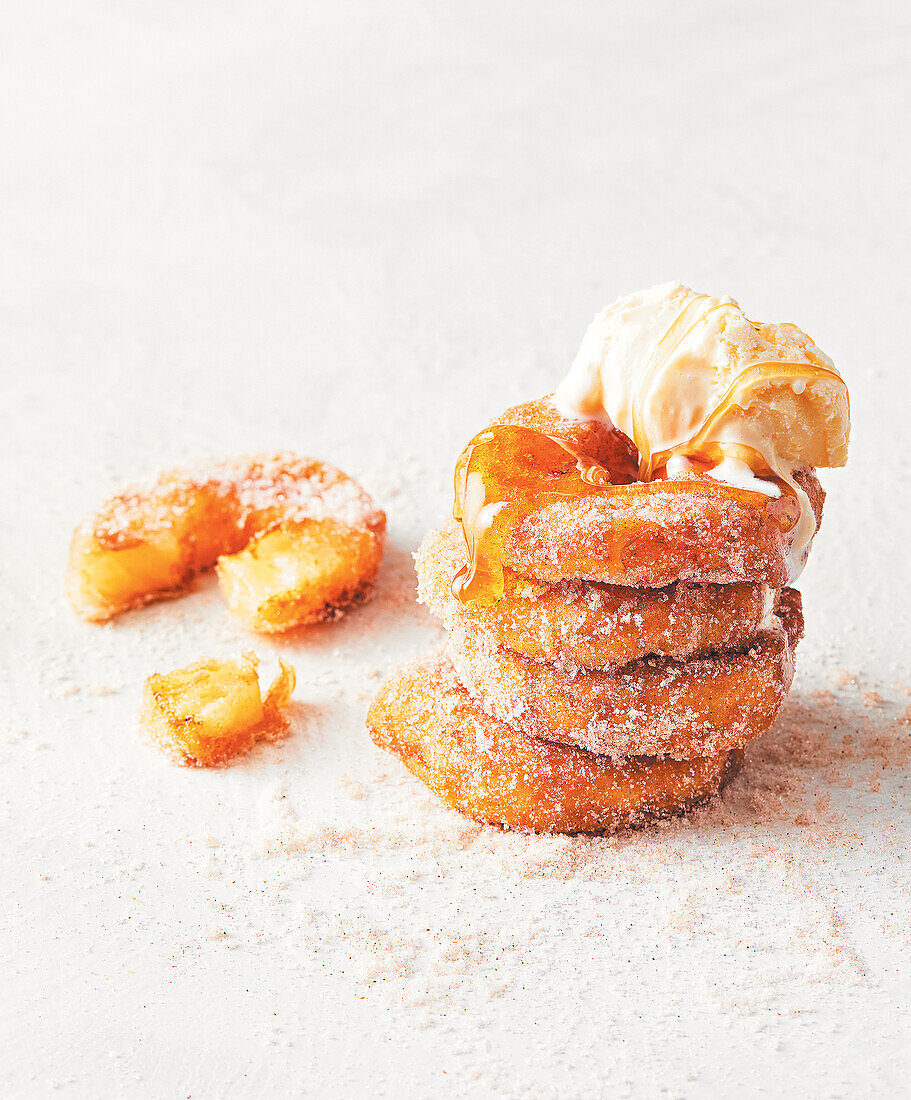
[554,282,849,478]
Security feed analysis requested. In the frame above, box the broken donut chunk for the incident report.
[67,453,385,632]
[141,653,295,766]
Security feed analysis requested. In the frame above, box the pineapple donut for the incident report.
[416,523,777,672]
[367,652,741,834]
[67,453,386,632]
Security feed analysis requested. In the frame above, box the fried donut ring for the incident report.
[417,523,775,670]
[458,398,824,591]
[493,395,639,479]
[447,590,803,760]
[67,453,386,628]
[367,652,741,834]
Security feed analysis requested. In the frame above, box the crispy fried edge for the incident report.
[140,654,296,767]
[367,652,741,834]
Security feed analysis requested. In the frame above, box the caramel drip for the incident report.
[451,423,791,605]
[632,300,843,481]
[452,426,610,604]
[632,294,727,478]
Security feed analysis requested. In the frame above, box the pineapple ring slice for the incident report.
[141,653,295,766]
[67,453,386,630]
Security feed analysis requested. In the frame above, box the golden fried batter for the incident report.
[67,453,385,630]
[216,517,383,633]
[141,654,295,766]
[417,523,775,670]
[367,652,741,833]
[447,590,803,760]
[507,465,823,588]
[455,398,824,595]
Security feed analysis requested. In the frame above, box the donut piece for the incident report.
[366,652,741,834]
[216,518,382,633]
[508,465,823,588]
[455,397,824,593]
[417,524,775,670]
[141,654,295,767]
[67,453,386,629]
[447,590,803,760]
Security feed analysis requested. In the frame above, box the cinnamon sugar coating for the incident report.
[463,397,824,589]
[507,463,823,588]
[448,590,803,760]
[455,400,827,594]
[373,389,825,830]
[417,523,775,671]
[67,453,385,629]
[367,652,741,833]
[493,396,639,479]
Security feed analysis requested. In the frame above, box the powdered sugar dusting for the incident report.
[177,665,907,1091]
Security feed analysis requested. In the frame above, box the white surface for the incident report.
[2,2,910,1097]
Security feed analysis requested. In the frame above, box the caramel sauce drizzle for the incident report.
[451,425,617,604]
[453,299,842,605]
[632,294,728,478]
[450,423,799,606]
[632,297,844,480]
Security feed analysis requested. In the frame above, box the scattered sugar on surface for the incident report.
[7,449,910,1096]
[167,664,908,1072]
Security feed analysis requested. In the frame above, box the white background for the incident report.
[2,2,910,1097]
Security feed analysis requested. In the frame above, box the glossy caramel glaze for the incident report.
[452,398,812,603]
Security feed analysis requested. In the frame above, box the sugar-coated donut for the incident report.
[447,590,803,760]
[67,453,385,630]
[367,652,741,834]
[455,398,823,594]
[417,523,776,670]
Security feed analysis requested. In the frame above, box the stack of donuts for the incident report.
[368,398,819,834]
